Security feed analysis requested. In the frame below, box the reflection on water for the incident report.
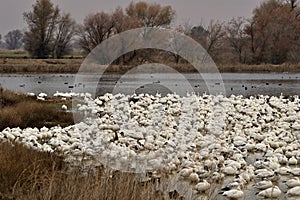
[0,73,299,97]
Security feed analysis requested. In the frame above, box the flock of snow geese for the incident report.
[1,91,300,199]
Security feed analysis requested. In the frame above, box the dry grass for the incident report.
[219,63,300,73]
[0,102,74,130]
[0,142,167,200]
[0,142,65,199]
[0,49,29,58]
[0,88,32,106]
[1,57,300,74]
[0,87,76,130]
[0,58,82,74]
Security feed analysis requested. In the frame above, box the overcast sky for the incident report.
[0,0,264,36]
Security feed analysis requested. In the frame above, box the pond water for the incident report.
[0,73,299,97]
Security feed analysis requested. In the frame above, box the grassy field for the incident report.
[0,51,29,58]
[0,49,83,59]
[220,63,300,73]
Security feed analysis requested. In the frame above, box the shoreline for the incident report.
[0,59,300,74]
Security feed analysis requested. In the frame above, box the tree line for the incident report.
[1,0,300,65]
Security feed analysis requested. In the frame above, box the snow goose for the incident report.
[222,188,244,199]
[10,128,21,138]
[188,172,199,183]
[255,168,274,179]
[285,177,300,188]
[289,156,298,165]
[2,128,15,141]
[223,165,237,176]
[278,155,289,165]
[254,180,273,190]
[210,172,224,184]
[290,168,300,176]
[61,104,68,111]
[257,186,281,198]
[26,92,35,97]
[275,166,291,175]
[287,186,300,196]
[194,180,210,192]
[221,181,240,191]
[38,92,47,98]
[178,168,193,178]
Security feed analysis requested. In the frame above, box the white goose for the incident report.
[290,168,300,176]
[288,156,298,165]
[287,186,300,196]
[222,188,244,199]
[257,186,281,198]
[254,180,273,190]
[61,104,68,111]
[188,172,199,183]
[285,177,300,188]
[194,180,210,192]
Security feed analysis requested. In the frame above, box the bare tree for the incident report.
[111,7,140,34]
[124,1,176,64]
[176,20,194,35]
[226,18,248,63]
[77,12,114,53]
[76,1,175,58]
[4,30,24,50]
[110,7,141,64]
[125,1,175,28]
[52,13,76,58]
[243,0,300,64]
[190,24,209,48]
[206,20,225,55]
[189,21,225,63]
[111,7,127,34]
[245,18,271,64]
[23,0,60,58]
[0,34,3,48]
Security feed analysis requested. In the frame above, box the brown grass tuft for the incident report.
[1,58,300,74]
[0,142,65,199]
[0,142,167,200]
[0,88,76,130]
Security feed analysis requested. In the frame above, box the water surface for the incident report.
[0,73,299,97]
